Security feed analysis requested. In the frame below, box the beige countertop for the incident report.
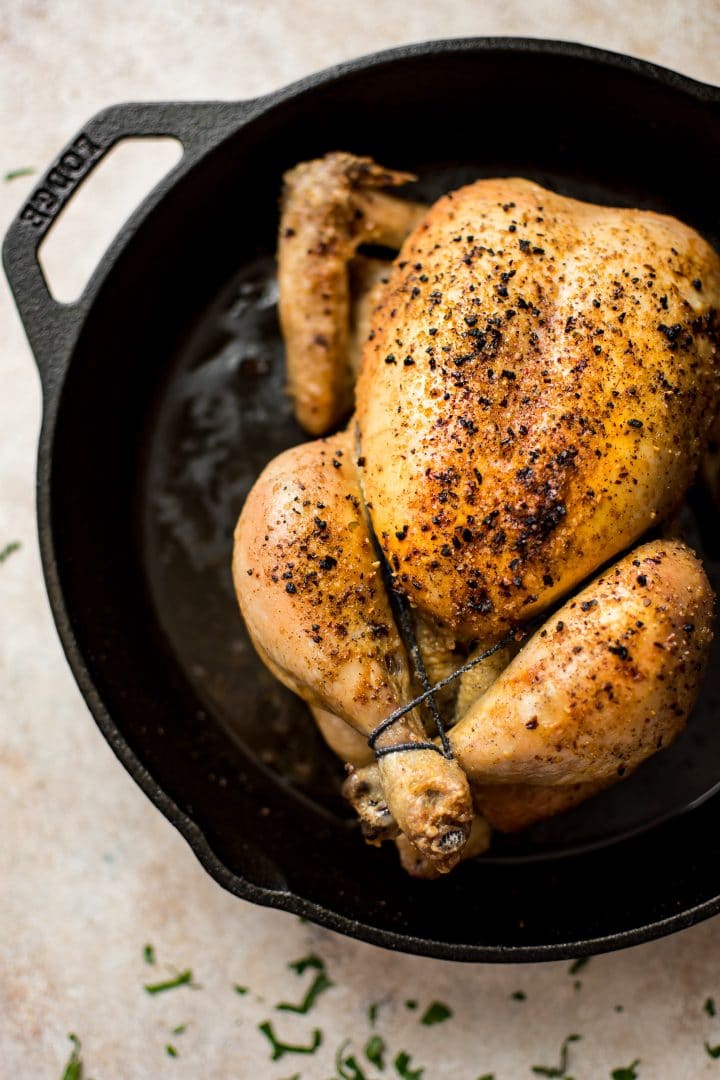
[2,2,720,1077]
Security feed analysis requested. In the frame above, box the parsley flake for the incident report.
[395,1050,425,1078]
[368,1001,380,1025]
[706,997,717,1017]
[144,970,196,994]
[277,970,333,1014]
[165,1044,178,1058]
[336,1040,368,1079]
[258,1021,322,1061]
[143,944,155,965]
[4,167,35,181]
[611,1061,640,1079]
[706,1041,720,1060]
[171,1024,187,1036]
[477,1075,496,1080]
[421,1000,452,1026]
[569,957,590,976]
[61,1034,83,1080]
[512,990,527,1001]
[531,1033,582,1077]
[405,999,418,1010]
[365,1034,385,1070]
[0,541,21,564]
[288,953,324,975]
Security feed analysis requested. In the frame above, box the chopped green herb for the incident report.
[171,1024,187,1036]
[405,999,418,1010]
[288,953,324,975]
[569,957,590,976]
[336,1040,368,1079]
[394,1050,424,1079]
[234,984,249,995]
[531,1033,582,1077]
[365,1034,385,1070]
[280,1075,301,1080]
[165,1044,178,1058]
[615,1005,624,1013]
[61,1033,83,1080]
[4,167,35,181]
[477,1075,495,1080]
[611,1061,640,1079]
[368,1001,380,1025]
[512,990,527,1001]
[277,970,333,1014]
[144,970,195,994]
[573,980,582,992]
[706,997,717,1017]
[420,1000,452,1026]
[706,1041,720,1060]
[258,1021,322,1062]
[143,944,155,965]
[0,541,21,563]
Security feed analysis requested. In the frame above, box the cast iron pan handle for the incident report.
[2,99,258,391]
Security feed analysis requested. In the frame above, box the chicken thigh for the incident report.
[234,156,720,876]
[234,428,473,871]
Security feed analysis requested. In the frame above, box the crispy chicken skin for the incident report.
[234,158,720,876]
[358,178,720,642]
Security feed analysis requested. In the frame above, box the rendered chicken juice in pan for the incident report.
[234,153,720,878]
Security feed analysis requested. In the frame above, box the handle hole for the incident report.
[38,137,183,303]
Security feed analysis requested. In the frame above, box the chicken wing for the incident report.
[279,153,427,434]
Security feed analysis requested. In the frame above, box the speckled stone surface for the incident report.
[2,3,720,1077]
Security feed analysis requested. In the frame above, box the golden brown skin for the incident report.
[348,256,393,379]
[310,705,374,768]
[454,641,517,721]
[472,780,610,833]
[451,540,713,784]
[233,428,473,871]
[279,153,426,434]
[358,178,720,642]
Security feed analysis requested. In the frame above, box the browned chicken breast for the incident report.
[357,177,720,642]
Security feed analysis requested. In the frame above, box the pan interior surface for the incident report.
[47,44,720,957]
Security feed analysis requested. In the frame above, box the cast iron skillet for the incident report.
[5,38,720,962]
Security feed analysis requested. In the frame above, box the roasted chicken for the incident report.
[234,154,720,876]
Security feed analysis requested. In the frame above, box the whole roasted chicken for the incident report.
[233,154,720,877]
